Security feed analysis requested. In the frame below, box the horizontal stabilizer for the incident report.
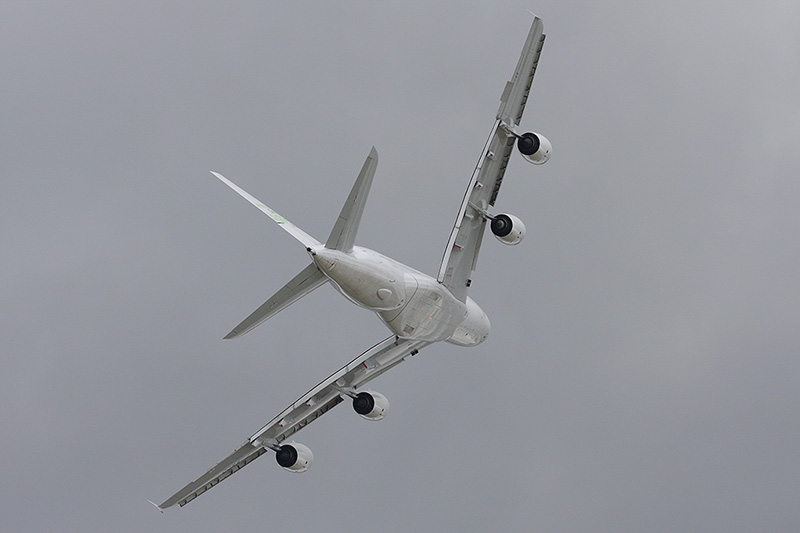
[224,263,328,339]
[211,171,321,250]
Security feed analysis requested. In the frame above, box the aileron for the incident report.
[158,440,266,509]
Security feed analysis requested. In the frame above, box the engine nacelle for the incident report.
[275,442,314,472]
[491,213,526,245]
[517,132,552,165]
[352,391,389,421]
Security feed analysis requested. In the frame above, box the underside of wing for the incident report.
[156,440,266,509]
[156,336,428,509]
[496,17,546,128]
[437,17,545,301]
[247,336,427,446]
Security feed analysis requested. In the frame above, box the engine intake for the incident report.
[517,132,552,165]
[491,214,526,245]
[353,391,389,421]
[275,442,314,472]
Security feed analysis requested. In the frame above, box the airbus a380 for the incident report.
[154,16,550,510]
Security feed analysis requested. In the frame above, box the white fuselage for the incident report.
[311,246,490,346]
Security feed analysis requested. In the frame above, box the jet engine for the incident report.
[352,391,389,421]
[491,213,526,245]
[517,132,552,165]
[275,442,314,472]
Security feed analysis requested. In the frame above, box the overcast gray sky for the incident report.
[3,2,799,531]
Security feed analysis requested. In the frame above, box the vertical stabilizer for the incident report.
[325,147,378,252]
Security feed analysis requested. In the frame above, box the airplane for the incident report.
[154,16,550,510]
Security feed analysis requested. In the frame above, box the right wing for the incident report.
[156,336,428,509]
[437,17,545,301]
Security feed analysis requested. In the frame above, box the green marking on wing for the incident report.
[263,207,287,224]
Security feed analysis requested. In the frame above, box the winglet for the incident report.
[211,171,322,250]
[325,147,378,252]
[147,500,164,514]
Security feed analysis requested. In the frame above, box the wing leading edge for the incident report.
[437,17,545,301]
[157,336,428,509]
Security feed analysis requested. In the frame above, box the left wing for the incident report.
[156,336,428,509]
[437,17,545,301]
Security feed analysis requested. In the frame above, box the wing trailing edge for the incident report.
[156,336,428,509]
[437,16,545,300]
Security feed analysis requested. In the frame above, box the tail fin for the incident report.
[214,148,377,338]
[325,147,378,252]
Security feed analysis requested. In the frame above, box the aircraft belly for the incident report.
[379,274,466,342]
[377,273,418,322]
[446,296,490,346]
